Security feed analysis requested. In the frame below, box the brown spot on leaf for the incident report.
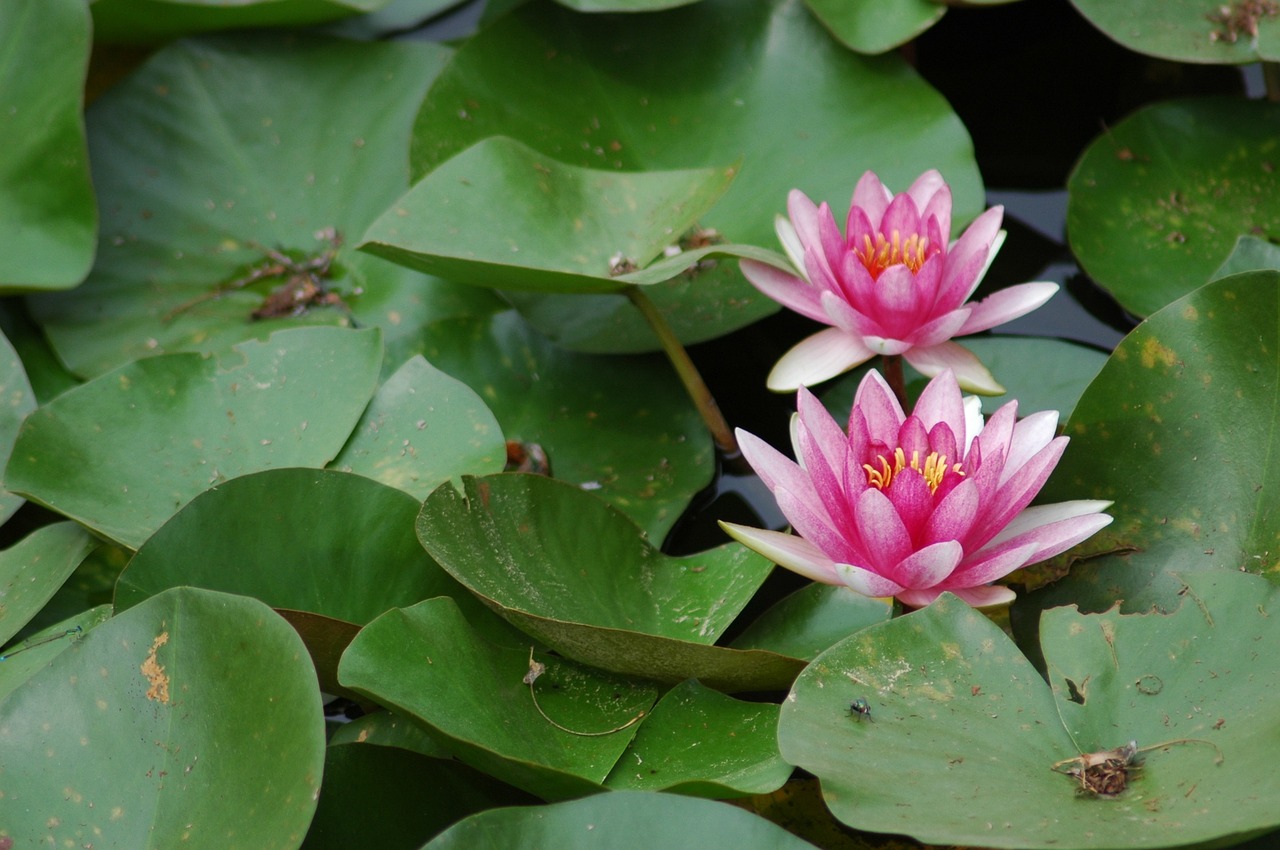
[141,632,171,704]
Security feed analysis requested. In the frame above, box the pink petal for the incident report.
[904,307,971,348]
[905,170,947,216]
[946,541,1039,587]
[943,584,1017,608]
[819,289,868,334]
[888,539,964,589]
[885,463,933,537]
[911,369,964,436]
[787,190,824,258]
[775,486,860,565]
[835,562,905,599]
[850,171,892,226]
[939,206,1003,302]
[879,193,924,244]
[718,523,841,584]
[740,259,828,323]
[766,328,876,391]
[854,487,912,569]
[903,341,1005,394]
[957,282,1059,335]
[986,499,1113,546]
[870,265,926,330]
[1003,410,1059,483]
[924,478,979,545]
[853,370,906,435]
[863,335,913,356]
[980,502,1114,563]
[895,587,947,608]
[775,214,807,273]
[967,437,1068,548]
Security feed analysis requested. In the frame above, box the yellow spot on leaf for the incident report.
[141,632,170,704]
[1139,337,1177,369]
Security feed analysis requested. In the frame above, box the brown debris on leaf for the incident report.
[1053,741,1140,796]
[1207,1,1280,43]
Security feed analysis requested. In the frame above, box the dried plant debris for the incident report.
[1207,1,1280,43]
[1052,738,1224,798]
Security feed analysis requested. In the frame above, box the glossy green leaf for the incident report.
[0,326,37,522]
[322,0,467,39]
[339,597,659,801]
[1070,0,1280,64]
[362,137,737,293]
[729,583,891,661]
[396,310,713,540]
[114,468,486,671]
[1067,96,1280,318]
[328,709,452,758]
[422,789,820,849]
[412,0,982,351]
[802,0,945,55]
[416,474,806,691]
[0,607,110,703]
[0,587,325,849]
[556,0,697,10]
[331,355,506,499]
[0,0,96,291]
[304,741,527,850]
[605,679,791,797]
[780,575,1280,849]
[15,542,128,639]
[6,326,382,550]
[92,0,391,42]
[0,300,80,404]
[1211,233,1280,279]
[0,523,96,646]
[26,34,482,380]
[1027,272,1280,614]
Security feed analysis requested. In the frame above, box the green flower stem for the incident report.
[626,285,739,457]
[881,354,908,410]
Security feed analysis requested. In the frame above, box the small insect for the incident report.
[847,697,874,722]
[0,626,82,661]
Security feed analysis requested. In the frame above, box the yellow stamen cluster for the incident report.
[864,448,964,495]
[855,229,928,280]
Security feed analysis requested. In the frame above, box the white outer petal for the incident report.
[718,522,841,584]
[767,328,876,391]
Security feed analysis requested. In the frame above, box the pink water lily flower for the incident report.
[720,370,1112,608]
[741,170,1058,394]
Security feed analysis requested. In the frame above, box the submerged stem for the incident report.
[626,285,738,456]
[881,354,908,410]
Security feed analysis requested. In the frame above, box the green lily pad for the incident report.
[397,310,713,540]
[1070,0,1280,64]
[411,0,982,351]
[0,587,325,849]
[330,355,506,500]
[114,467,512,692]
[422,789,821,849]
[604,679,792,797]
[92,0,391,43]
[779,573,1280,848]
[26,34,476,381]
[729,583,892,661]
[339,596,659,801]
[802,0,945,55]
[1067,96,1280,318]
[6,326,382,550]
[304,740,528,850]
[0,0,96,292]
[1211,233,1280,279]
[416,474,806,691]
[361,137,737,293]
[0,300,80,404]
[0,607,111,703]
[0,327,37,522]
[322,0,467,39]
[1026,272,1280,614]
[556,0,697,10]
[328,709,452,758]
[0,523,96,646]
[14,542,128,640]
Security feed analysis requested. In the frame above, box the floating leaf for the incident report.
[1067,96,1280,318]
[398,310,713,540]
[0,607,110,703]
[330,355,506,499]
[416,474,805,691]
[339,597,659,801]
[779,574,1280,849]
[0,326,37,522]
[92,0,392,42]
[1211,233,1280,279]
[0,0,96,292]
[0,523,96,646]
[1025,272,1280,614]
[328,709,452,758]
[802,0,945,55]
[27,34,481,380]
[361,136,737,293]
[6,326,382,549]
[729,583,891,662]
[422,789,820,850]
[412,0,982,351]
[0,587,325,849]
[605,679,792,797]
[1070,0,1280,64]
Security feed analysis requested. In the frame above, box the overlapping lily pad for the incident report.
[0,523,96,646]
[422,789,820,849]
[0,607,111,703]
[0,587,325,849]
[339,596,659,801]
[411,0,982,351]
[802,0,945,55]
[1070,0,1280,64]
[27,33,477,380]
[779,572,1280,849]
[92,0,392,43]
[361,136,737,293]
[416,473,806,691]
[6,326,382,549]
[1025,272,1280,615]
[729,583,891,661]
[0,0,96,292]
[1067,96,1280,318]
[397,310,714,540]
[604,679,792,797]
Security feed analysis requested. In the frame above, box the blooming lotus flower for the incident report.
[720,370,1112,608]
[741,170,1059,394]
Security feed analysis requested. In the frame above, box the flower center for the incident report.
[864,448,963,495]
[855,230,928,280]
